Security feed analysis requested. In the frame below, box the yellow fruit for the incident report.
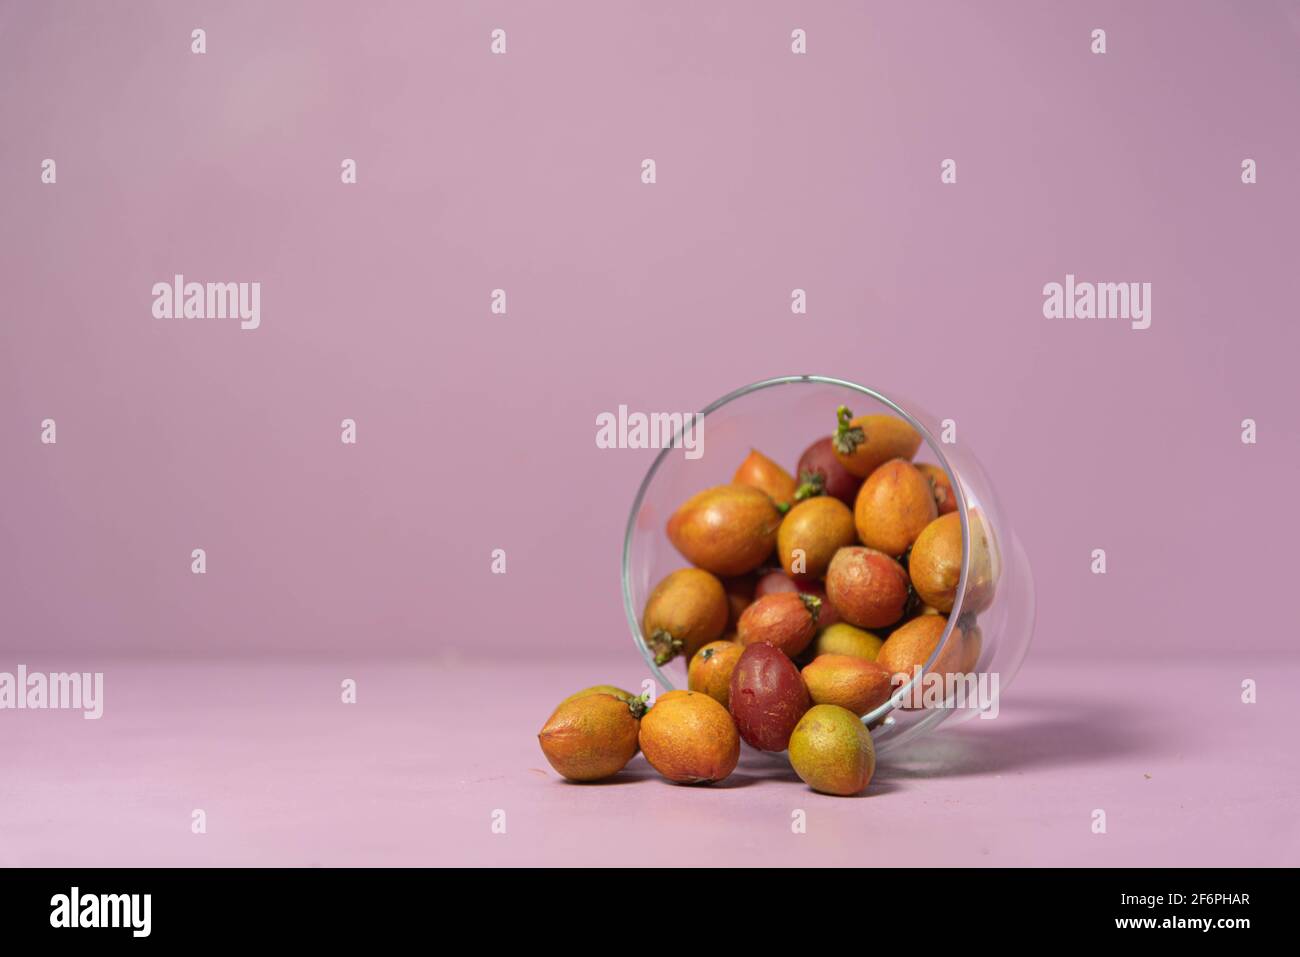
[733,449,797,510]
[854,459,937,556]
[561,685,637,705]
[538,694,643,782]
[801,655,893,717]
[909,512,962,613]
[877,615,964,709]
[788,705,876,796]
[832,407,922,478]
[811,622,884,661]
[916,463,957,515]
[642,568,729,665]
[777,496,857,580]
[666,485,781,577]
[639,691,740,784]
[687,640,744,708]
[963,508,1000,614]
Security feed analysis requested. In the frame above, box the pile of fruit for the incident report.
[538,406,991,796]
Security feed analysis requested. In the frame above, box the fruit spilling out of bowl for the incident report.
[538,405,993,796]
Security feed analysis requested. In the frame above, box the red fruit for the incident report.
[799,581,841,629]
[754,569,799,599]
[736,592,821,658]
[795,437,863,506]
[729,642,811,751]
[825,546,910,629]
[755,571,841,628]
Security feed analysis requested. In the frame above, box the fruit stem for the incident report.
[793,470,825,501]
[646,629,683,666]
[833,405,865,455]
[800,593,823,623]
[626,695,648,719]
[774,501,791,515]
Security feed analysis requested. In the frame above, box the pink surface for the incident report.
[2,655,1295,867]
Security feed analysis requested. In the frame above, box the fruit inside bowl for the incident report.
[622,375,1034,757]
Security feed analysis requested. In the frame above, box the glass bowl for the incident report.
[621,375,1035,756]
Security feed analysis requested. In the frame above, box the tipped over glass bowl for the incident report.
[621,375,1034,756]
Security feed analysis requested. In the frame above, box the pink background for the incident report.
[4,0,1298,659]
[1,1,1298,866]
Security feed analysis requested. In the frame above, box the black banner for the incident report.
[0,867,1283,942]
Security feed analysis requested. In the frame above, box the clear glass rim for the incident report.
[620,374,972,730]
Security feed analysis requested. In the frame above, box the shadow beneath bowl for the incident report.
[876,693,1169,780]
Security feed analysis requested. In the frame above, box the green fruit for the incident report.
[788,704,876,796]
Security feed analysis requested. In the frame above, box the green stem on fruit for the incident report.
[646,629,683,666]
[833,405,865,455]
[793,470,825,501]
[626,696,648,719]
[800,593,823,623]
[774,500,791,515]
